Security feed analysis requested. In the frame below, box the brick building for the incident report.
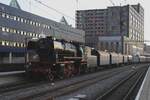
[76,3,144,55]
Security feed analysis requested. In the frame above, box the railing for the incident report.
[0,63,25,72]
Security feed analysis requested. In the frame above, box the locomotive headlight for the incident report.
[29,54,39,62]
[32,54,39,61]
[28,51,40,62]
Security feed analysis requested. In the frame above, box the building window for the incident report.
[23,43,25,47]
[35,22,38,26]
[30,21,33,25]
[0,41,2,45]
[39,23,41,27]
[17,30,20,34]
[2,41,5,46]
[17,43,20,47]
[30,33,33,37]
[0,12,2,17]
[6,42,9,46]
[35,33,38,37]
[47,26,50,29]
[13,16,17,20]
[24,19,27,23]
[20,43,23,47]
[33,22,35,26]
[21,18,24,23]
[27,20,30,24]
[13,43,17,47]
[0,25,40,38]
[10,15,14,20]
[13,29,16,33]
[6,28,9,32]
[10,29,13,33]
[24,32,27,35]
[32,33,35,37]
[2,27,5,32]
[6,14,9,19]
[0,12,44,29]
[17,17,20,21]
[21,31,24,35]
[9,42,12,46]
[2,13,5,18]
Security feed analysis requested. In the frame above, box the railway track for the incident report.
[96,65,148,100]
[0,65,135,100]
[0,64,148,100]
[19,65,139,100]
[0,80,47,94]
[0,64,131,93]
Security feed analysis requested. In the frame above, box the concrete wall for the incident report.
[0,57,25,64]
[0,52,25,64]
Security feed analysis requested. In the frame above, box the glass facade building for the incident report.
[0,1,85,63]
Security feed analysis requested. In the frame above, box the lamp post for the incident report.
[25,37,28,65]
[120,3,124,54]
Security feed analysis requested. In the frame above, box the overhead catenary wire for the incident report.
[24,0,58,20]
[124,0,127,4]
[33,0,75,21]
[108,0,115,6]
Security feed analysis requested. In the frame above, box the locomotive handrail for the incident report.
[63,57,82,59]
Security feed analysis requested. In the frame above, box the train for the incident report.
[25,36,150,80]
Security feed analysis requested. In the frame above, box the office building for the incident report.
[76,3,144,55]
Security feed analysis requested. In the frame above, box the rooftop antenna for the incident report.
[124,0,127,5]
[29,0,31,11]
[108,0,115,6]
[76,0,79,10]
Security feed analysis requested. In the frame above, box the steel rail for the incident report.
[123,67,148,100]
[19,68,128,100]
[0,65,133,95]
[96,66,148,100]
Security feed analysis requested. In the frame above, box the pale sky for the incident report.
[0,0,149,43]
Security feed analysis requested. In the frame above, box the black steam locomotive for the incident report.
[26,36,86,80]
[26,36,150,80]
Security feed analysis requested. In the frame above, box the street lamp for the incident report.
[24,37,28,65]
